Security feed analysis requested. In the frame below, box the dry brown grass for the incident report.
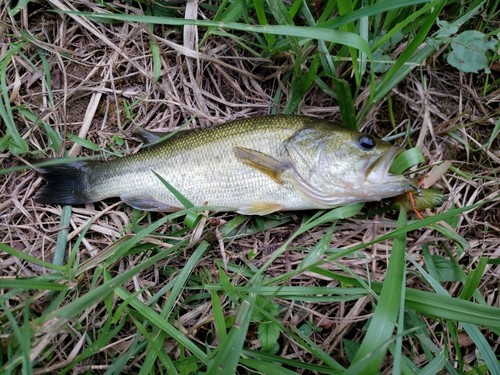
[1,0,499,373]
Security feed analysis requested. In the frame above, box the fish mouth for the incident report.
[364,146,405,184]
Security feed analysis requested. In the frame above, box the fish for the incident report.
[35,115,416,215]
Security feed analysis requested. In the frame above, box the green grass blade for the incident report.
[132,316,179,375]
[375,1,445,98]
[392,279,407,375]
[251,203,364,283]
[207,282,259,374]
[205,285,367,302]
[407,252,500,373]
[0,42,29,154]
[299,226,334,268]
[243,349,343,373]
[332,76,357,130]
[148,24,162,83]
[289,325,346,372]
[1,300,32,374]
[253,0,276,48]
[0,243,66,272]
[35,210,198,323]
[0,278,67,291]
[102,335,147,375]
[209,288,228,342]
[239,358,300,374]
[61,313,130,374]
[152,170,203,228]
[52,205,72,267]
[319,0,432,29]
[140,241,210,374]
[459,257,488,300]
[309,268,500,329]
[337,0,361,86]
[419,350,447,375]
[462,323,500,374]
[114,284,208,362]
[164,242,209,315]
[14,106,62,154]
[266,0,295,26]
[349,209,407,373]
[79,12,373,60]
[36,48,55,111]
[406,289,500,329]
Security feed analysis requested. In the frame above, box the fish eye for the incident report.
[357,135,376,151]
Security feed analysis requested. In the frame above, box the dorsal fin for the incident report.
[133,128,170,144]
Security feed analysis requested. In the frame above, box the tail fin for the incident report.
[35,160,94,205]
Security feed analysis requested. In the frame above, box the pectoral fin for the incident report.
[237,202,283,215]
[121,194,180,212]
[233,146,288,184]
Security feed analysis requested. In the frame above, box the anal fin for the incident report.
[121,194,180,212]
[237,202,283,216]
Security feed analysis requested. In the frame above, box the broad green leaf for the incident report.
[258,321,281,353]
[390,147,424,174]
[447,30,497,73]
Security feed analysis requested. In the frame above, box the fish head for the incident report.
[283,123,416,207]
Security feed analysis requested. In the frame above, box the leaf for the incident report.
[8,135,29,155]
[435,20,459,39]
[389,147,424,174]
[112,135,124,146]
[175,356,199,375]
[371,30,405,73]
[332,77,357,130]
[447,30,497,73]
[431,255,460,282]
[67,133,102,152]
[258,321,280,353]
[0,135,9,152]
[343,339,361,363]
[254,298,281,353]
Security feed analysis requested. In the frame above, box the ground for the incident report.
[0,1,499,374]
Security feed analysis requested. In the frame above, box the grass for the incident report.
[1,0,499,374]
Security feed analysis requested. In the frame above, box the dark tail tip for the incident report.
[35,160,93,205]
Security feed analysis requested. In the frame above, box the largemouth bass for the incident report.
[35,115,415,215]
